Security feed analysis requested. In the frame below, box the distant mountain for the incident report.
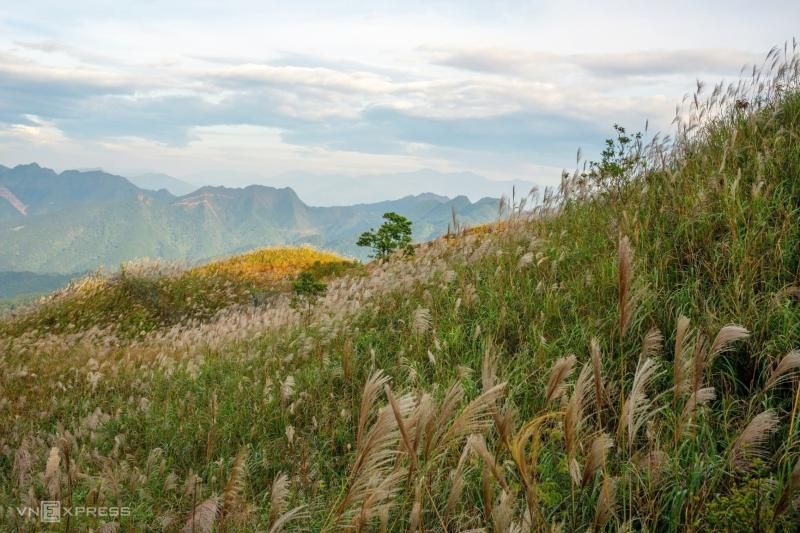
[0,271,78,300]
[0,163,148,222]
[128,172,198,196]
[188,168,539,206]
[276,169,538,206]
[0,163,501,274]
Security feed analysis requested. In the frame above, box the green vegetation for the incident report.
[0,46,799,531]
[291,270,327,321]
[357,211,414,259]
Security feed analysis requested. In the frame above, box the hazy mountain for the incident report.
[0,164,501,275]
[128,172,198,196]
[186,168,538,206]
[0,271,78,300]
[0,163,147,223]
[266,169,537,206]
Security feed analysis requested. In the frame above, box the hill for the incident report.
[0,48,799,531]
[0,166,500,273]
[0,247,356,339]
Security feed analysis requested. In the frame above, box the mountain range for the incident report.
[148,168,538,206]
[0,163,501,281]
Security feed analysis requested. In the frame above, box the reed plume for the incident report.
[708,325,749,362]
[590,338,607,415]
[593,475,617,531]
[730,409,779,470]
[764,350,800,391]
[482,340,499,393]
[565,363,593,484]
[357,370,390,450]
[468,434,509,491]
[619,357,662,450]
[222,447,249,520]
[281,376,295,405]
[13,444,32,490]
[491,490,515,532]
[509,412,561,527]
[424,382,464,459]
[672,316,693,402]
[268,506,309,533]
[351,469,405,531]
[445,442,471,522]
[335,371,415,528]
[640,328,663,363]
[408,478,423,532]
[181,495,219,533]
[269,473,289,526]
[582,433,613,487]
[431,383,507,458]
[412,307,431,336]
[44,446,61,499]
[618,235,636,339]
[545,354,577,403]
[675,387,716,443]
[384,384,417,472]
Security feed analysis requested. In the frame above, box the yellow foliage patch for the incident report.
[192,246,350,285]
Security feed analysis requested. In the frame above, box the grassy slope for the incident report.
[1,53,799,531]
[0,247,355,339]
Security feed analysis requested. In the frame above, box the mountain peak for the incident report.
[14,162,41,170]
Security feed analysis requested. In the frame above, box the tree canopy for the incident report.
[356,212,414,260]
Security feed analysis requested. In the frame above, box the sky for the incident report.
[0,1,797,189]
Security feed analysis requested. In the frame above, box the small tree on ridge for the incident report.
[356,212,414,260]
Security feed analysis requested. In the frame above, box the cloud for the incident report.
[430,47,761,79]
[13,39,117,65]
[572,49,762,78]
[0,47,618,157]
[0,51,150,126]
[429,48,552,76]
[0,38,758,177]
[210,63,397,96]
[283,106,605,161]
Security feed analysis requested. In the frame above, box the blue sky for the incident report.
[0,1,797,188]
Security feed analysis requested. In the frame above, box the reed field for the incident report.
[1,44,799,531]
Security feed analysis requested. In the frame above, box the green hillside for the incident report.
[0,49,799,531]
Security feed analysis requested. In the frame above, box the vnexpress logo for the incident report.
[40,501,61,523]
[7,501,131,523]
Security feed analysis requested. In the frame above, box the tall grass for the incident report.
[1,43,799,530]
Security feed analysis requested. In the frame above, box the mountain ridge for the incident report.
[0,163,502,275]
[181,167,537,205]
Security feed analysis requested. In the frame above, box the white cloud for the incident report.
[0,1,797,186]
